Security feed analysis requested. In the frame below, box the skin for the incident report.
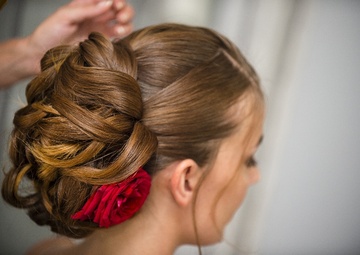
[195,107,264,244]
[0,0,134,89]
[27,99,264,255]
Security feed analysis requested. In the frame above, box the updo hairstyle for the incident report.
[1,24,262,238]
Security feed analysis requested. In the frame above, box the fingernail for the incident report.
[120,12,130,22]
[116,1,125,10]
[116,26,126,35]
[97,0,113,7]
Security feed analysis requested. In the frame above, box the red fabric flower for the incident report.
[71,168,151,228]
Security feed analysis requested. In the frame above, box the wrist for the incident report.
[21,35,43,76]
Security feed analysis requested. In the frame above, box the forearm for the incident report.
[0,37,42,89]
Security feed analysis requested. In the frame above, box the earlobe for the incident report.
[170,159,202,207]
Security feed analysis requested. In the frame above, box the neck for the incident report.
[79,204,184,255]
[76,170,196,255]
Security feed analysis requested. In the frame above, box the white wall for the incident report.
[259,1,360,254]
[0,1,359,254]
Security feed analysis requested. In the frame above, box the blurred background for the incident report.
[1,0,359,254]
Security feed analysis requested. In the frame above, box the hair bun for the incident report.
[79,32,137,78]
[2,32,158,238]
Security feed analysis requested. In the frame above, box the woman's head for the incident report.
[2,23,263,240]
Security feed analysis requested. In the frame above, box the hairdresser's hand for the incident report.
[27,0,134,57]
[0,0,134,88]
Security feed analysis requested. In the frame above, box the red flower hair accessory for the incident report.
[71,168,151,228]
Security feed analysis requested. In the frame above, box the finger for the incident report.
[113,0,125,11]
[90,9,117,24]
[115,23,133,37]
[115,4,134,24]
[71,0,124,12]
[64,0,114,23]
[103,23,133,39]
[69,0,101,6]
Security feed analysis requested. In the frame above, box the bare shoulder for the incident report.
[26,236,76,255]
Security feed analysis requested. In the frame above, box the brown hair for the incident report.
[1,23,262,238]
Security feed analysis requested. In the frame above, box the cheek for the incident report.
[197,174,250,245]
[216,176,249,225]
[194,168,254,244]
[247,168,261,185]
[216,168,261,226]
[194,178,241,244]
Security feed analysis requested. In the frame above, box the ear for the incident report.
[170,159,203,207]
